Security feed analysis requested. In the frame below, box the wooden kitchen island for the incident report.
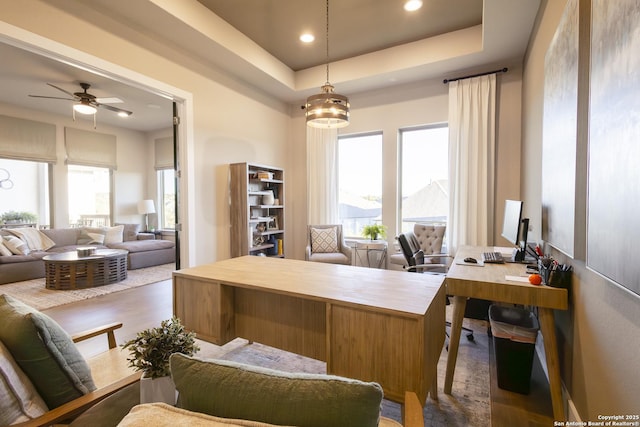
[173,256,446,405]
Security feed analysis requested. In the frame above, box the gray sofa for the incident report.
[0,224,175,285]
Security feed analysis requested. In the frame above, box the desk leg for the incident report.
[444,295,467,394]
[538,307,565,420]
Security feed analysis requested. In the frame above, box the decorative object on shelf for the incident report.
[361,224,388,241]
[0,168,13,190]
[137,199,155,231]
[268,216,279,230]
[305,0,350,129]
[257,170,274,180]
[262,190,275,206]
[122,316,199,405]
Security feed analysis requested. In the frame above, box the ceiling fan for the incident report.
[29,82,133,118]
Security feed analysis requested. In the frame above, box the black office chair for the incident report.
[397,230,474,344]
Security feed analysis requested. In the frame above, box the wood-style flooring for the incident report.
[42,279,554,426]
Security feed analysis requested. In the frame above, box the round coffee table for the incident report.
[43,249,128,290]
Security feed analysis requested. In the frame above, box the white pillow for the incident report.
[78,227,106,245]
[3,236,29,255]
[103,225,124,244]
[311,227,339,253]
[0,341,49,425]
[0,239,13,256]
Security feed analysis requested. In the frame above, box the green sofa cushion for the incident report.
[0,294,96,409]
[170,354,383,427]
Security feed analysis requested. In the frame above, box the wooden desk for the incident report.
[445,246,568,420]
[173,256,446,405]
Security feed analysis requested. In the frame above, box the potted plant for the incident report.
[122,316,199,404]
[361,224,387,241]
[1,210,37,224]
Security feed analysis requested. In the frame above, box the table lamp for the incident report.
[137,199,156,231]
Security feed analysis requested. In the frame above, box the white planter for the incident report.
[140,374,177,405]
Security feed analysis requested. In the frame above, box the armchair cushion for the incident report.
[310,226,338,253]
[0,340,49,425]
[170,354,383,427]
[0,294,96,409]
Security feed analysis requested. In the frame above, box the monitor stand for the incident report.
[511,247,526,262]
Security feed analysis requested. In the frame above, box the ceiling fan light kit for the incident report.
[29,82,133,127]
[305,0,350,129]
[73,100,97,115]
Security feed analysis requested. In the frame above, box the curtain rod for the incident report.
[443,67,508,84]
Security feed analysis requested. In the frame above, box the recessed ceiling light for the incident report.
[404,0,423,12]
[300,33,315,43]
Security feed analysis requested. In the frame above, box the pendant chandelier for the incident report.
[305,0,350,128]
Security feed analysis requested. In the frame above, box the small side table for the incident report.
[355,240,388,269]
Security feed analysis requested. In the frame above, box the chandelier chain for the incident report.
[325,0,330,84]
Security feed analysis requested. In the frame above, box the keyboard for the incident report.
[481,251,505,264]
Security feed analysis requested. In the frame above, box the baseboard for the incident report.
[562,386,582,422]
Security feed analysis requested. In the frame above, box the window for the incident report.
[338,132,383,238]
[0,158,50,227]
[68,165,111,227]
[157,169,175,229]
[399,125,449,233]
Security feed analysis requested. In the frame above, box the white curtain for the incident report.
[447,74,496,254]
[306,127,339,225]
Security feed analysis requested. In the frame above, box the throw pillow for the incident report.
[0,294,96,409]
[117,223,141,242]
[103,225,124,244]
[310,227,339,253]
[77,227,106,245]
[170,354,383,427]
[118,403,289,427]
[0,341,48,426]
[0,239,13,256]
[3,235,30,255]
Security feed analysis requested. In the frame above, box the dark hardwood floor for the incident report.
[42,279,554,426]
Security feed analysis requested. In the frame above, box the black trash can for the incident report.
[489,305,539,394]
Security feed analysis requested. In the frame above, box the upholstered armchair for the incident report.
[305,224,352,265]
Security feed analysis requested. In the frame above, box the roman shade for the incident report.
[65,127,117,169]
[0,115,57,163]
[155,137,173,170]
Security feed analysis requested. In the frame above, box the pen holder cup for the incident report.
[538,264,552,286]
[549,269,572,289]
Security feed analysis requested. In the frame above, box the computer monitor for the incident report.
[501,199,529,262]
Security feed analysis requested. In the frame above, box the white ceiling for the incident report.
[0,0,540,132]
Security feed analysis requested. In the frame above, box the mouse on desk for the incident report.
[464,257,477,264]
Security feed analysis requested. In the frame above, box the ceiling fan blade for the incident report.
[97,102,133,116]
[28,95,74,101]
[47,83,77,98]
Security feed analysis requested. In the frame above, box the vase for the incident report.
[262,191,275,206]
[140,374,177,405]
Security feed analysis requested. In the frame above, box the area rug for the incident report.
[0,263,175,310]
[194,312,491,426]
